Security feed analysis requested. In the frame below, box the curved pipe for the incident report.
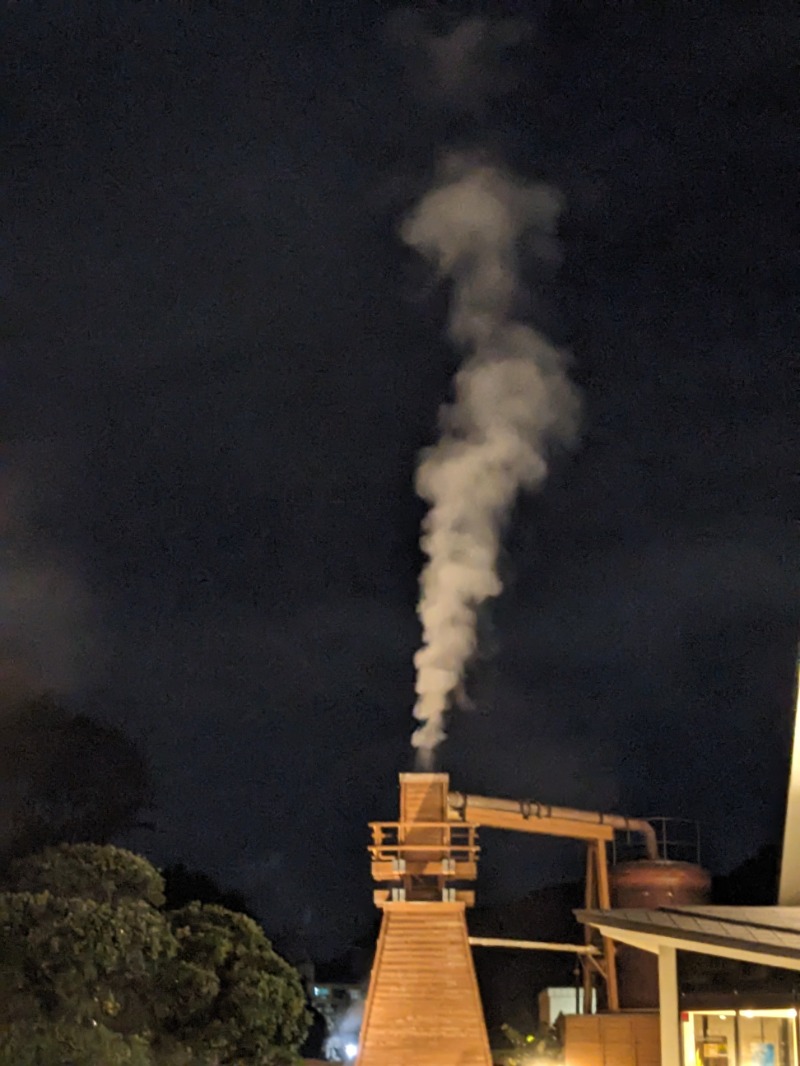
[447,791,659,861]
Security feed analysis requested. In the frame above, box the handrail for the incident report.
[369,821,480,861]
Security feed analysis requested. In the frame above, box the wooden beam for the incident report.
[586,924,800,973]
[450,806,614,843]
[468,937,599,954]
[371,860,478,881]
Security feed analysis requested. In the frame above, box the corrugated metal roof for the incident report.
[576,906,800,961]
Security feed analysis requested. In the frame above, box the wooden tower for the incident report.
[356,772,491,1066]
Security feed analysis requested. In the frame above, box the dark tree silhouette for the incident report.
[713,843,781,905]
[0,695,153,863]
[163,862,254,917]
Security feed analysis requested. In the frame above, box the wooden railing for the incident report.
[368,821,480,863]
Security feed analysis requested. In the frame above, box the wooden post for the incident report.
[582,844,596,1012]
[594,839,619,1011]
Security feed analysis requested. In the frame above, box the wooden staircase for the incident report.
[356,901,492,1066]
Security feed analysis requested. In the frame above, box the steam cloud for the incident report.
[401,152,581,765]
[386,10,529,116]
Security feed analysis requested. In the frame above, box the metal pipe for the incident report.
[447,791,659,861]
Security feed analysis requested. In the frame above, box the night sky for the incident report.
[4,1,798,959]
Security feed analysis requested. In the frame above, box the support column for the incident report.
[582,845,595,1012]
[594,840,618,1011]
[658,945,680,1066]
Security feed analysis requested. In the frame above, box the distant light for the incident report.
[345,1043,358,1060]
[719,1015,728,1020]
[526,1034,535,1043]
[742,1011,754,1019]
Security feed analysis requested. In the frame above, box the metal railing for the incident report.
[611,816,702,865]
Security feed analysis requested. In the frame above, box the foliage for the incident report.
[0,845,309,1065]
[0,696,152,862]
[7,842,166,907]
[165,903,310,1063]
[0,889,176,1038]
[0,1019,152,1066]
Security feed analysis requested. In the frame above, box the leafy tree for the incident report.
[0,696,153,862]
[7,841,166,907]
[0,889,174,1026]
[0,844,309,1065]
[0,1019,152,1066]
[165,903,310,1061]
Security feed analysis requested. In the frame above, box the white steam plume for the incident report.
[401,152,581,766]
[386,10,529,115]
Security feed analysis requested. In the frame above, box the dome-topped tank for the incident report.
[611,860,711,1009]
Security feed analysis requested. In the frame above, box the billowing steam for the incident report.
[401,152,581,765]
[386,10,529,116]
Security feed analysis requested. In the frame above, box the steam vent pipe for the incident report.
[447,792,660,861]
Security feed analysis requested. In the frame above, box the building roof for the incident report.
[576,906,800,971]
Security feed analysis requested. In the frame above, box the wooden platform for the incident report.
[356,901,492,1066]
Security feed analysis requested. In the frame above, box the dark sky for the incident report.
[3,1,798,958]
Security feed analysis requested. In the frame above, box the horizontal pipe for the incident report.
[469,936,599,954]
[448,792,659,861]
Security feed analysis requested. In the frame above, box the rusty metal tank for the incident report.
[610,860,711,1009]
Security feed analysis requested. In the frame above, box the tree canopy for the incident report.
[164,903,310,1060]
[7,841,166,906]
[0,843,309,1065]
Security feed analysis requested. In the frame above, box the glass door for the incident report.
[681,1010,799,1066]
